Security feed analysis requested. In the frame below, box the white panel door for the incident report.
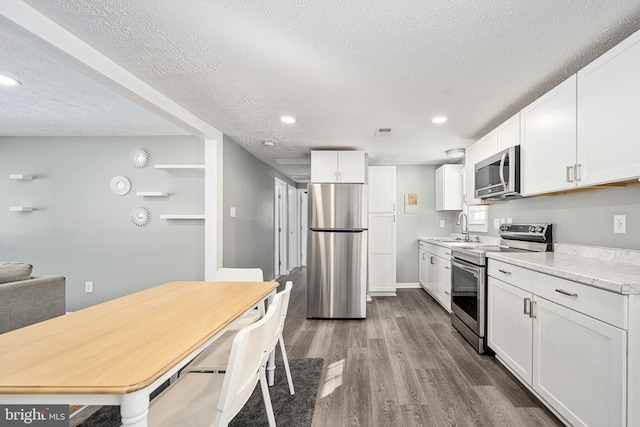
[338,151,366,183]
[577,29,640,186]
[369,166,396,212]
[288,184,298,269]
[299,190,308,266]
[368,214,396,293]
[533,297,626,427]
[487,278,533,384]
[310,151,338,182]
[497,112,520,150]
[521,75,577,196]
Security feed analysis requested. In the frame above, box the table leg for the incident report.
[121,390,149,427]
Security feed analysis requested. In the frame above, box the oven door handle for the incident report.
[451,259,479,278]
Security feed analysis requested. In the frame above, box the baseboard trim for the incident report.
[395,282,421,289]
[370,291,397,297]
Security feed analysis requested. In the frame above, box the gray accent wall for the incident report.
[0,136,205,311]
[222,135,295,280]
[395,165,460,284]
[481,185,640,249]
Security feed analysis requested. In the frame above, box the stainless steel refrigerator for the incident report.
[306,183,368,319]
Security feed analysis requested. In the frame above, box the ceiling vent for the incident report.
[375,127,393,137]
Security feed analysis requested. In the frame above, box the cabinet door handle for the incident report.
[555,289,578,297]
[498,269,512,275]
[444,252,451,256]
[574,164,582,182]
[430,256,435,265]
[444,290,451,295]
[530,300,537,319]
[566,165,574,182]
[523,298,531,315]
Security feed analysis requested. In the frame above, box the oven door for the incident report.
[451,258,485,337]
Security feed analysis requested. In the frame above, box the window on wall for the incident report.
[467,205,488,232]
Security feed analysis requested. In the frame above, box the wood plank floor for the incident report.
[277,267,564,427]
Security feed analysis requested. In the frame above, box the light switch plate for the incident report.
[439,220,445,228]
[230,207,236,218]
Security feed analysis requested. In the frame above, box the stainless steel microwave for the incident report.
[474,145,521,200]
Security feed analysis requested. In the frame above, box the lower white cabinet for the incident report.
[533,297,626,427]
[418,241,451,312]
[488,262,628,426]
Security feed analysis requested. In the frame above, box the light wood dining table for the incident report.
[0,280,279,426]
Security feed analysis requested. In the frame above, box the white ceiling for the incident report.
[2,1,640,182]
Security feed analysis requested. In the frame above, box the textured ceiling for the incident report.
[3,1,640,181]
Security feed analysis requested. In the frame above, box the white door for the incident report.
[521,75,577,196]
[274,178,288,276]
[310,151,338,182]
[338,151,366,183]
[368,214,396,294]
[299,190,308,266]
[577,30,640,186]
[418,248,428,289]
[288,184,298,269]
[434,256,452,312]
[532,297,626,427]
[486,278,533,384]
[368,166,396,295]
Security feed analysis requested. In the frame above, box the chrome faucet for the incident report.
[457,212,470,242]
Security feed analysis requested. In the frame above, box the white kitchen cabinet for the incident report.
[435,164,463,211]
[497,112,520,150]
[487,259,628,426]
[520,75,577,196]
[533,297,626,427]
[418,241,452,312]
[369,166,396,212]
[369,166,396,295]
[464,131,497,205]
[577,29,640,186]
[418,243,428,290]
[487,277,533,383]
[310,150,366,183]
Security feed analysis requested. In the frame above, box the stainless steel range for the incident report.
[450,224,553,353]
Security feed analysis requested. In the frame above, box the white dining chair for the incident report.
[184,281,295,395]
[147,289,282,427]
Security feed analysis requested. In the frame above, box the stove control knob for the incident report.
[536,226,544,233]
[529,226,536,233]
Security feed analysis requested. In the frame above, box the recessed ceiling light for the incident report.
[432,116,448,124]
[280,116,296,124]
[262,140,275,147]
[445,148,465,158]
[0,75,21,86]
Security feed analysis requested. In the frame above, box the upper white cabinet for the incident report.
[310,150,367,183]
[577,29,640,186]
[369,165,396,212]
[464,130,497,205]
[497,112,520,150]
[435,164,463,211]
[521,75,577,196]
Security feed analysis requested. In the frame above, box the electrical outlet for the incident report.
[230,207,236,218]
[439,220,445,228]
[85,281,94,293]
[614,215,626,234]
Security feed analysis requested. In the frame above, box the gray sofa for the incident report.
[0,262,66,334]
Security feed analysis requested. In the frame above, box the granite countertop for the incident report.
[486,250,640,295]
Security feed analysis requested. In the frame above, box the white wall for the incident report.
[0,136,205,311]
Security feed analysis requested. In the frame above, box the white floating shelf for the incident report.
[154,164,204,171]
[10,207,33,212]
[137,191,169,197]
[9,174,33,180]
[160,214,205,220]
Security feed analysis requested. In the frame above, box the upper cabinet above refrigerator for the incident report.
[310,150,367,183]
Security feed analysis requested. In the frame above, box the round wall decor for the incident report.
[130,148,151,168]
[130,206,151,227]
[110,176,131,196]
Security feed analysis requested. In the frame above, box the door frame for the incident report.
[274,178,288,277]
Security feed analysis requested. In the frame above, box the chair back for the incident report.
[267,281,293,351]
[214,268,264,282]
[215,290,282,426]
